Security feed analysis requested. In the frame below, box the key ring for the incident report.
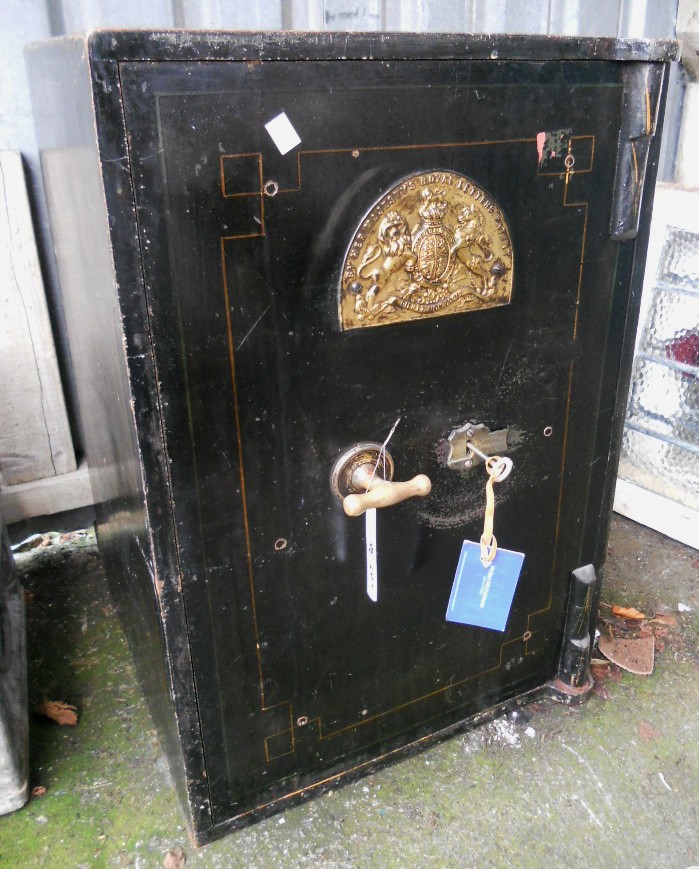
[485,455,513,482]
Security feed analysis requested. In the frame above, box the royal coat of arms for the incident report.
[340,171,513,330]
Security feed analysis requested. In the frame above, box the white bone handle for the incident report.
[343,474,432,517]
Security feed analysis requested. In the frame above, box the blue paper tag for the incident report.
[445,541,525,632]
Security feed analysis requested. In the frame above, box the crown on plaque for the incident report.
[418,188,448,224]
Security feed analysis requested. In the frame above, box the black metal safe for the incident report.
[27,31,677,843]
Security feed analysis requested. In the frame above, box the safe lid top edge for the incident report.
[83,30,679,64]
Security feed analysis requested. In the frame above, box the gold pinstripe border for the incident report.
[219,133,593,755]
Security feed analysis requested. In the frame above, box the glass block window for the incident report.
[619,226,699,510]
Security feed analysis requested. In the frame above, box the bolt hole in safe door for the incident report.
[121,56,630,821]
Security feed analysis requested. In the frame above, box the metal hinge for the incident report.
[610,63,666,241]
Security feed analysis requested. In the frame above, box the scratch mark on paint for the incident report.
[496,340,515,391]
[237,305,271,350]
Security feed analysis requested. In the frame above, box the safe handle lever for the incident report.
[343,464,432,517]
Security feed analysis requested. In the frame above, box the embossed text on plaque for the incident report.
[340,171,513,330]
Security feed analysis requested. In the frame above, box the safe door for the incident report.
[121,56,639,822]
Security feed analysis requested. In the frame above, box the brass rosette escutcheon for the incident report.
[340,170,513,330]
[330,443,395,501]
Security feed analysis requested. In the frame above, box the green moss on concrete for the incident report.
[0,518,697,867]
[0,534,183,868]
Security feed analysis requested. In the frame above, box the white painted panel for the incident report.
[619,0,678,36]
[173,0,221,27]
[322,0,382,30]
[549,0,624,36]
[470,0,508,31]
[497,0,551,34]
[614,478,698,549]
[676,85,699,187]
[59,0,174,33]
[0,0,52,157]
[383,0,422,30]
[419,1,469,32]
[218,0,283,28]
[282,0,324,29]
[0,152,76,485]
[176,0,284,28]
[385,0,675,34]
[385,0,478,31]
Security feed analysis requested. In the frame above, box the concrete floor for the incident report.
[0,514,697,868]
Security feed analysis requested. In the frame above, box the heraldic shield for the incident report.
[340,171,514,330]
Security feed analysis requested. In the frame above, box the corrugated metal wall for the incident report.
[1,0,679,163]
[0,0,680,292]
[0,0,679,492]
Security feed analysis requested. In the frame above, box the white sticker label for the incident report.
[366,507,378,602]
[264,112,301,155]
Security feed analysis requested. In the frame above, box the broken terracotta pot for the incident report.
[598,635,655,675]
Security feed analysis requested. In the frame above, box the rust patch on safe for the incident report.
[340,171,513,330]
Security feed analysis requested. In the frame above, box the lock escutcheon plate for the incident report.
[444,423,513,471]
[330,443,395,502]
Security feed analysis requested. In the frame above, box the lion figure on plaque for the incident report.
[349,186,509,323]
[452,203,509,298]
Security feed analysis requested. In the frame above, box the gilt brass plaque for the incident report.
[340,171,513,330]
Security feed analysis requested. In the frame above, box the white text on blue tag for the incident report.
[446,540,524,632]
